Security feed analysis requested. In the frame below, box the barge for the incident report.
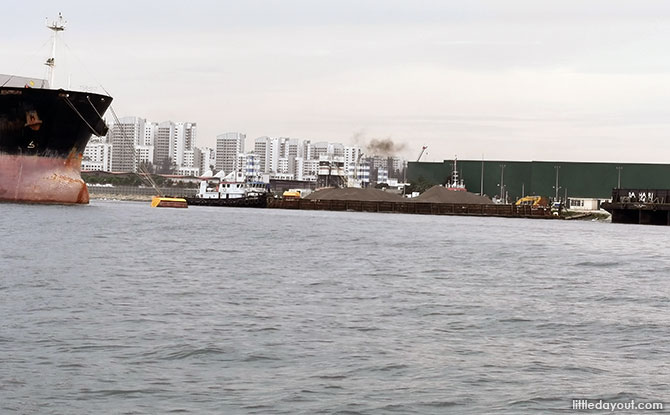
[601,189,670,225]
[268,198,555,218]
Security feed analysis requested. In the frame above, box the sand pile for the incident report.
[304,186,494,204]
[412,185,494,204]
[305,187,405,202]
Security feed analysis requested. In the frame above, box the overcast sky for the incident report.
[3,1,670,162]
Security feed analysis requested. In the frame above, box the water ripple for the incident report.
[2,200,669,414]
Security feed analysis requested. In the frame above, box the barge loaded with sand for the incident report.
[268,186,554,219]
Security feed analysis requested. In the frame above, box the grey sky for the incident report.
[3,1,670,162]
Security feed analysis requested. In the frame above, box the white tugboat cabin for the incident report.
[195,171,268,199]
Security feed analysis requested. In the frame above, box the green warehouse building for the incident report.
[407,160,670,204]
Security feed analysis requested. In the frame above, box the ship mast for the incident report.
[45,13,67,88]
[450,155,460,186]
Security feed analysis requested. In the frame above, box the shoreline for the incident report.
[86,191,611,222]
[88,194,153,202]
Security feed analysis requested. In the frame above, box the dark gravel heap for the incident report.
[305,187,405,202]
[304,185,494,204]
[412,185,494,204]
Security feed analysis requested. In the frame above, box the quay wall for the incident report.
[87,185,197,201]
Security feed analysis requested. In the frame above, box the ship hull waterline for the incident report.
[0,152,89,204]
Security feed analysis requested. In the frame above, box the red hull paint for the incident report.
[0,153,89,204]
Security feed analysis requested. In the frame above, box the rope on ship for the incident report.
[63,96,106,136]
[1,38,53,87]
[55,36,164,197]
[86,95,105,120]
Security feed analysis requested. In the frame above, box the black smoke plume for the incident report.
[366,138,407,156]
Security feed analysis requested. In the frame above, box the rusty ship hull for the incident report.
[0,79,112,204]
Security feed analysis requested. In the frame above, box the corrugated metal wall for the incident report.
[408,160,670,200]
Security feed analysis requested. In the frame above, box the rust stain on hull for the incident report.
[0,153,89,204]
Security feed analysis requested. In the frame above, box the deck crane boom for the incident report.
[403,145,428,196]
[417,145,428,162]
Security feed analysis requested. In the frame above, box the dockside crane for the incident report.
[403,145,428,196]
[417,145,428,162]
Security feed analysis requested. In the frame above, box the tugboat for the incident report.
[184,171,269,207]
[0,14,112,204]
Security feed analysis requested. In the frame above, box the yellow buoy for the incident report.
[151,196,188,208]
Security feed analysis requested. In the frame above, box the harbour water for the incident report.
[2,200,669,414]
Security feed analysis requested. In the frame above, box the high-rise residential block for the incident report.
[198,146,216,175]
[109,116,147,172]
[82,136,112,172]
[154,121,175,170]
[216,132,246,173]
[175,122,197,166]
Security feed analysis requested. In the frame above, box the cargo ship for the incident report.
[0,14,112,204]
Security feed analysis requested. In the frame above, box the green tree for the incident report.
[156,157,176,174]
[138,161,155,174]
[405,175,431,194]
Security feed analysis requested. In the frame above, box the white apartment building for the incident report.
[270,172,295,181]
[277,157,289,174]
[268,137,280,173]
[390,156,404,173]
[198,146,215,175]
[278,137,295,155]
[370,155,388,169]
[98,118,196,173]
[356,161,371,186]
[154,121,175,169]
[254,136,270,173]
[82,137,112,172]
[302,140,313,160]
[254,136,284,173]
[331,143,344,158]
[143,122,156,146]
[216,132,245,174]
[109,116,147,172]
[182,149,199,175]
[225,136,405,184]
[303,159,319,181]
[136,145,154,168]
[174,122,197,167]
[377,167,389,184]
[283,138,302,174]
[177,166,200,176]
[236,153,261,180]
[294,157,305,181]
[311,142,330,160]
[344,145,362,177]
[255,136,316,175]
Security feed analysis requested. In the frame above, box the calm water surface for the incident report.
[2,200,670,414]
